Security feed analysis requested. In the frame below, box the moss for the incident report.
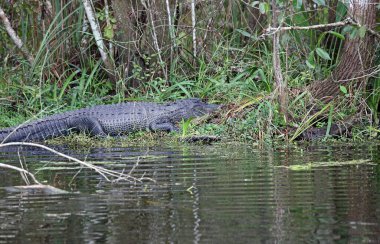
[46,132,183,149]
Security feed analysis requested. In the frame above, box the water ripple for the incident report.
[0,143,379,243]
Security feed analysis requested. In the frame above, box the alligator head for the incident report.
[168,98,221,121]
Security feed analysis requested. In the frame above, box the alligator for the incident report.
[0,98,220,143]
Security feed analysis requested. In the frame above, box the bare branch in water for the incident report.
[0,142,155,183]
[0,163,42,185]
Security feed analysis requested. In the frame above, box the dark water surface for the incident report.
[0,143,379,243]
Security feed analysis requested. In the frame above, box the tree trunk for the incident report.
[272,0,288,120]
[308,0,378,101]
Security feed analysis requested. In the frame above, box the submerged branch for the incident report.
[0,142,152,183]
[0,163,42,185]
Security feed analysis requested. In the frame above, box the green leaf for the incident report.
[280,33,291,46]
[316,48,331,60]
[104,25,114,39]
[180,118,193,138]
[176,32,186,45]
[236,29,256,39]
[312,0,325,6]
[349,28,358,39]
[257,69,267,83]
[110,17,117,24]
[328,31,345,40]
[306,60,315,69]
[325,104,334,138]
[259,2,269,14]
[306,51,315,69]
[339,85,348,94]
[293,12,310,26]
[335,1,348,21]
[342,25,353,35]
[358,26,366,38]
[250,1,260,7]
[294,0,303,10]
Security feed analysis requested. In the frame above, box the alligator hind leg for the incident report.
[67,117,107,137]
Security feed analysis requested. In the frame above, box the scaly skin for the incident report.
[0,98,220,143]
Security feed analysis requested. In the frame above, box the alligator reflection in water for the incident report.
[0,144,379,243]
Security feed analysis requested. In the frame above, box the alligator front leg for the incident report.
[68,117,107,137]
[149,121,179,132]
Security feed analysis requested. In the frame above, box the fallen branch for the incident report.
[4,185,69,194]
[0,5,34,64]
[0,142,153,183]
[0,152,69,194]
[0,163,41,185]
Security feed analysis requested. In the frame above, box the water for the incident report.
[0,143,379,243]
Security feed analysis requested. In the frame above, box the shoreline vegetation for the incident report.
[0,0,379,145]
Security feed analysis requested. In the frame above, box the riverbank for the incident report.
[0,95,378,146]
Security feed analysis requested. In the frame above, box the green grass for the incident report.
[46,131,189,149]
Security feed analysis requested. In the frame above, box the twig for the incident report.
[0,5,35,64]
[17,149,30,185]
[69,166,83,186]
[0,163,42,185]
[142,0,167,80]
[128,156,140,175]
[112,157,140,184]
[266,18,351,33]
[260,18,380,40]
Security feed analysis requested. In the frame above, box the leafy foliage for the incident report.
[0,0,378,141]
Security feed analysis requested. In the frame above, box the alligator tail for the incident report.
[0,119,69,143]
